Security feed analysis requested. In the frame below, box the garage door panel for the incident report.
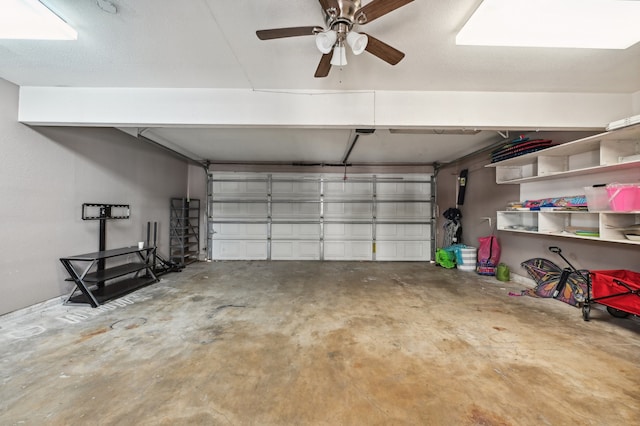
[272,181,319,196]
[376,224,431,241]
[212,223,267,239]
[378,182,431,199]
[272,202,320,218]
[272,223,320,239]
[377,202,430,219]
[211,203,268,218]
[325,202,372,218]
[211,181,267,198]
[247,181,269,193]
[272,241,320,260]
[325,181,372,198]
[324,241,372,260]
[325,223,372,240]
[376,241,430,261]
[212,240,268,260]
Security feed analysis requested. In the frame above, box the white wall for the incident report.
[632,90,640,115]
[0,78,190,315]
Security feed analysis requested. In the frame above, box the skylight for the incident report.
[456,0,640,49]
[0,0,77,40]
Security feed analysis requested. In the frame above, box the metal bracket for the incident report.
[82,203,130,220]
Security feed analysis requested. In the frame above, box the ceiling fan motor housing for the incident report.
[325,0,362,32]
[337,0,361,20]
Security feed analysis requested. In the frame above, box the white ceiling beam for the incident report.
[18,87,633,130]
[373,91,631,130]
[18,87,375,128]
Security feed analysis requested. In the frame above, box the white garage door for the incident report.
[208,173,433,261]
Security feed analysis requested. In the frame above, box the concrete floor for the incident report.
[1,261,639,425]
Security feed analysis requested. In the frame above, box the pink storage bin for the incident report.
[606,183,640,212]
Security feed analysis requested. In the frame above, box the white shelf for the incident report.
[489,161,640,185]
[486,124,640,184]
[497,211,640,245]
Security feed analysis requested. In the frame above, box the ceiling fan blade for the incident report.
[256,26,321,40]
[362,33,405,65]
[318,0,339,11]
[314,53,332,78]
[356,0,414,24]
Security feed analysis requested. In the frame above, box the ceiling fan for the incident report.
[256,0,414,78]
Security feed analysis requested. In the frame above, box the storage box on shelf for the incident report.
[606,183,640,211]
[584,185,611,211]
[489,124,640,246]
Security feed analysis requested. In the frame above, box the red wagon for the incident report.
[549,247,640,321]
[587,269,640,321]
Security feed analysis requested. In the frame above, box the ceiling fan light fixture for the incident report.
[315,29,337,54]
[346,31,368,55]
[330,43,347,66]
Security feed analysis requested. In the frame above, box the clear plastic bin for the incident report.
[584,186,611,211]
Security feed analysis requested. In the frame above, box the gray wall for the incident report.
[436,132,640,281]
[437,155,516,249]
[0,78,190,315]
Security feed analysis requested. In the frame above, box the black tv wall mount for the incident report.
[82,203,130,220]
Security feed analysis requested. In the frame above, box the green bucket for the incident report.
[496,263,510,282]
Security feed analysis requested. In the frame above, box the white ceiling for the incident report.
[2,0,639,165]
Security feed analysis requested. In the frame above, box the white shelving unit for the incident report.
[486,124,640,246]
